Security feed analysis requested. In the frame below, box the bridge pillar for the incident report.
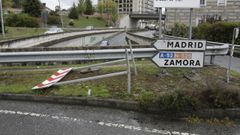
[119,14,138,29]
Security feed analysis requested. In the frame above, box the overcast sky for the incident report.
[40,0,98,10]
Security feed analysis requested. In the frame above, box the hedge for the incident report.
[193,22,240,45]
[170,22,240,45]
[5,13,40,28]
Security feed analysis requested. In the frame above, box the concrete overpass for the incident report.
[119,12,166,29]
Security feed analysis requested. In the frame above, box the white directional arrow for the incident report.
[152,51,204,68]
[153,40,206,51]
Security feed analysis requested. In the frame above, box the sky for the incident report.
[40,0,98,10]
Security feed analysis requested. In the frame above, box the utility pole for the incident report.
[0,0,5,37]
[58,0,64,28]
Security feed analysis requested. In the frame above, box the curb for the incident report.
[0,93,240,119]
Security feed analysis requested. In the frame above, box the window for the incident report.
[200,0,207,6]
[218,0,227,6]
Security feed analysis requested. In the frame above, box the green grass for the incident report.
[0,27,46,41]
[63,16,107,28]
[0,60,240,108]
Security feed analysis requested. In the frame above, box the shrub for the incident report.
[138,91,155,111]
[170,22,188,38]
[69,20,74,26]
[158,91,197,112]
[47,15,61,26]
[6,13,39,27]
[193,22,240,45]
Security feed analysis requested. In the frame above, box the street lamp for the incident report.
[58,0,64,28]
[0,0,5,36]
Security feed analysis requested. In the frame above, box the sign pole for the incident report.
[128,40,138,75]
[188,8,193,39]
[227,28,238,83]
[125,49,131,94]
[0,0,5,37]
[159,8,162,39]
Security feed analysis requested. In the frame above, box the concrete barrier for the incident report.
[0,29,123,48]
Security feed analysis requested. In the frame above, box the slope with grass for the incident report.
[63,16,108,28]
[0,27,46,41]
[0,60,240,112]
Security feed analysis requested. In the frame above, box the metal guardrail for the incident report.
[126,32,240,55]
[0,47,229,63]
[126,32,231,64]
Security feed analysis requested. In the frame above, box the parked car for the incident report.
[44,27,64,34]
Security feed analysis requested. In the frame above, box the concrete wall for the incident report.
[119,14,138,29]
[165,0,240,29]
[0,30,121,48]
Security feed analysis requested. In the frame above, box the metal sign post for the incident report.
[125,49,131,94]
[189,8,193,40]
[159,8,162,39]
[0,0,5,37]
[128,40,138,75]
[227,27,239,83]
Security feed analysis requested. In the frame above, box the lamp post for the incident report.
[58,0,64,28]
[0,0,5,36]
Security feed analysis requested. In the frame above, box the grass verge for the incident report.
[0,60,240,112]
[0,27,46,41]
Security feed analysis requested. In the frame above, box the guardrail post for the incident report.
[210,56,215,65]
[128,39,138,75]
[125,49,131,94]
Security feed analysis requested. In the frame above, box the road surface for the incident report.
[0,100,239,135]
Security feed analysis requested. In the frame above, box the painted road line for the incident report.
[32,68,72,90]
[0,109,199,135]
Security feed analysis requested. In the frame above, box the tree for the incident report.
[68,3,79,19]
[97,0,118,26]
[2,0,13,8]
[23,0,42,17]
[84,0,94,15]
[78,0,86,16]
[97,0,104,16]
[110,2,118,26]
[12,0,23,8]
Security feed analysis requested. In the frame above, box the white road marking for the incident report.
[0,109,199,135]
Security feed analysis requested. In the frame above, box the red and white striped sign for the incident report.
[32,68,72,90]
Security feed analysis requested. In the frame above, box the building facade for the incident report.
[110,0,156,14]
[165,0,240,29]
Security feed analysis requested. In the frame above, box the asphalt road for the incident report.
[0,100,239,135]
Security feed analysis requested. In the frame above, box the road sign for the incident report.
[32,68,72,90]
[154,0,201,8]
[153,40,206,51]
[152,52,204,68]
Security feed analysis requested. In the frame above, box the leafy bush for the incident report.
[6,13,39,27]
[47,15,61,25]
[138,91,155,111]
[193,22,240,45]
[69,20,74,26]
[170,22,188,38]
[158,91,197,112]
